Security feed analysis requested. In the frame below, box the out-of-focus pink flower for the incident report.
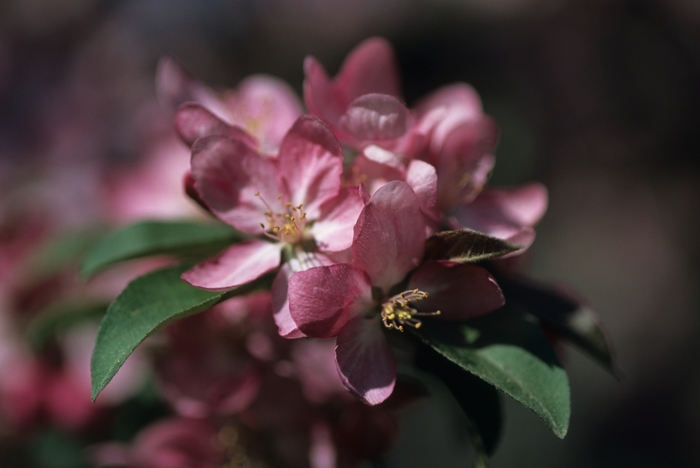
[92,417,226,468]
[157,57,303,155]
[288,181,504,405]
[181,114,363,291]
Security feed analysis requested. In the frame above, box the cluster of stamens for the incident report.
[256,192,307,244]
[381,289,441,332]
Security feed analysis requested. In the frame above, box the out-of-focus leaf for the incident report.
[32,429,89,468]
[498,276,620,378]
[416,344,503,458]
[23,228,106,280]
[26,301,108,351]
[91,264,268,401]
[417,306,570,438]
[81,220,240,278]
[423,229,519,263]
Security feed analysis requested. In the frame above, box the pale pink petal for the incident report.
[338,94,413,143]
[272,264,306,339]
[335,37,401,101]
[335,315,396,405]
[181,239,282,290]
[279,115,343,217]
[174,102,256,148]
[405,159,437,212]
[312,187,365,252]
[454,182,548,250]
[408,261,505,320]
[353,181,425,292]
[362,145,404,171]
[289,264,372,339]
[414,83,483,120]
[190,135,282,233]
[225,75,303,154]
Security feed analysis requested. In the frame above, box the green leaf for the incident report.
[498,276,621,378]
[416,344,503,458]
[81,220,240,278]
[22,228,106,280]
[417,306,570,438]
[423,229,519,263]
[90,264,266,401]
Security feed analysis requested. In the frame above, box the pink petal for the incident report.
[408,261,505,320]
[279,115,343,217]
[362,145,405,171]
[181,239,282,290]
[312,187,365,252]
[353,181,426,292]
[225,74,303,154]
[414,83,483,120]
[288,264,372,339]
[271,263,306,339]
[190,135,282,233]
[335,315,396,405]
[454,182,548,249]
[405,159,437,212]
[303,56,344,125]
[338,94,413,143]
[174,103,256,148]
[335,37,401,102]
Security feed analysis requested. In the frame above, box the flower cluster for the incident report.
[173,38,548,406]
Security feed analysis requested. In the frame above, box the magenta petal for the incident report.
[408,262,505,320]
[339,94,413,143]
[335,37,402,101]
[289,264,372,339]
[312,187,364,252]
[279,115,343,216]
[175,103,256,148]
[181,239,282,290]
[190,135,282,233]
[415,83,483,120]
[353,181,426,292]
[335,315,396,405]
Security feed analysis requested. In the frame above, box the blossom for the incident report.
[287,181,505,404]
[181,114,363,291]
[157,57,303,154]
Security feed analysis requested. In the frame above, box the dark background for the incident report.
[1,0,699,466]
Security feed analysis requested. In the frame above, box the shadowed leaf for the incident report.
[417,306,570,438]
[424,229,519,263]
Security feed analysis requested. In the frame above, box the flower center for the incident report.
[256,192,308,244]
[381,289,440,332]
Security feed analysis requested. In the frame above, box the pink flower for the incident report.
[287,181,505,404]
[157,57,303,154]
[181,114,364,291]
[304,37,414,150]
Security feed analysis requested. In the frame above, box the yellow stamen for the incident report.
[381,288,441,332]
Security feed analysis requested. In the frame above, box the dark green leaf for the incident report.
[416,344,503,457]
[90,264,267,401]
[22,228,105,280]
[81,220,240,278]
[498,276,621,378]
[423,229,519,263]
[417,306,570,438]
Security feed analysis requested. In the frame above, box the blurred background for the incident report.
[1,0,699,466]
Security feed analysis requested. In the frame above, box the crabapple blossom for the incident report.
[287,181,505,404]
